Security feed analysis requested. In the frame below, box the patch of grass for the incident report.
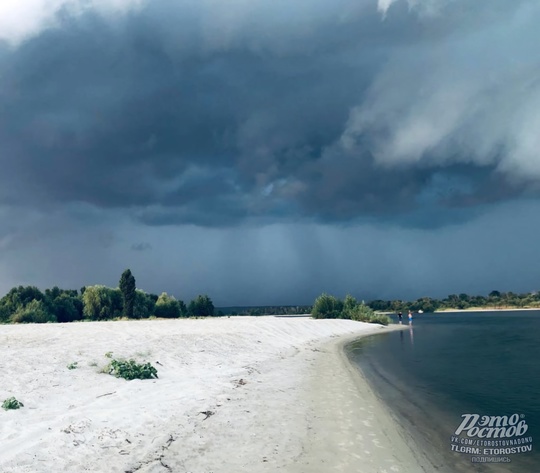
[107,359,158,380]
[2,397,23,410]
[88,361,98,367]
[67,362,79,370]
[105,351,113,359]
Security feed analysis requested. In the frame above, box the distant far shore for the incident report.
[375,307,540,315]
[434,307,540,313]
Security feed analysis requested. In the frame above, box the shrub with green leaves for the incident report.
[343,294,358,313]
[67,362,78,370]
[347,303,374,322]
[2,397,23,410]
[347,305,391,325]
[311,294,344,319]
[108,359,158,380]
[311,293,391,325]
[10,300,56,324]
[369,313,392,325]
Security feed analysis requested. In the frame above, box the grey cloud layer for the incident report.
[2,200,540,305]
[0,0,538,227]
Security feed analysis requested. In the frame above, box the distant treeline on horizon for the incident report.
[220,290,540,315]
[369,290,540,312]
[219,306,312,316]
[2,277,539,325]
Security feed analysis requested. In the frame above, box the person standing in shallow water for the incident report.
[398,311,403,324]
[408,310,413,323]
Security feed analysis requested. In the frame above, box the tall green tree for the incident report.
[119,269,136,318]
[82,286,122,320]
[154,292,181,318]
[50,293,83,323]
[0,286,46,315]
[188,295,215,317]
[133,290,155,319]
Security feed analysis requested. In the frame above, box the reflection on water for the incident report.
[348,311,540,473]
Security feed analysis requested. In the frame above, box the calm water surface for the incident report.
[347,311,540,472]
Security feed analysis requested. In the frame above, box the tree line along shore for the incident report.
[1,272,538,325]
[369,290,540,313]
[0,269,216,324]
[0,268,391,326]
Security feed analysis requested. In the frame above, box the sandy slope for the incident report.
[0,317,428,472]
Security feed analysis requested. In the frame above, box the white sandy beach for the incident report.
[0,317,436,473]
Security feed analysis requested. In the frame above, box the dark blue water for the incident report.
[347,311,539,472]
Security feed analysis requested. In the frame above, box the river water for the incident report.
[347,311,539,472]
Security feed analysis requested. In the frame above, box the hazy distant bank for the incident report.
[435,307,540,312]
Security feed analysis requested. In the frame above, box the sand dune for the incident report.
[0,317,431,472]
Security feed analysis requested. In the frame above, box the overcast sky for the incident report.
[1,0,540,305]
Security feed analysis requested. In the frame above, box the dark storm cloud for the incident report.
[0,0,539,228]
